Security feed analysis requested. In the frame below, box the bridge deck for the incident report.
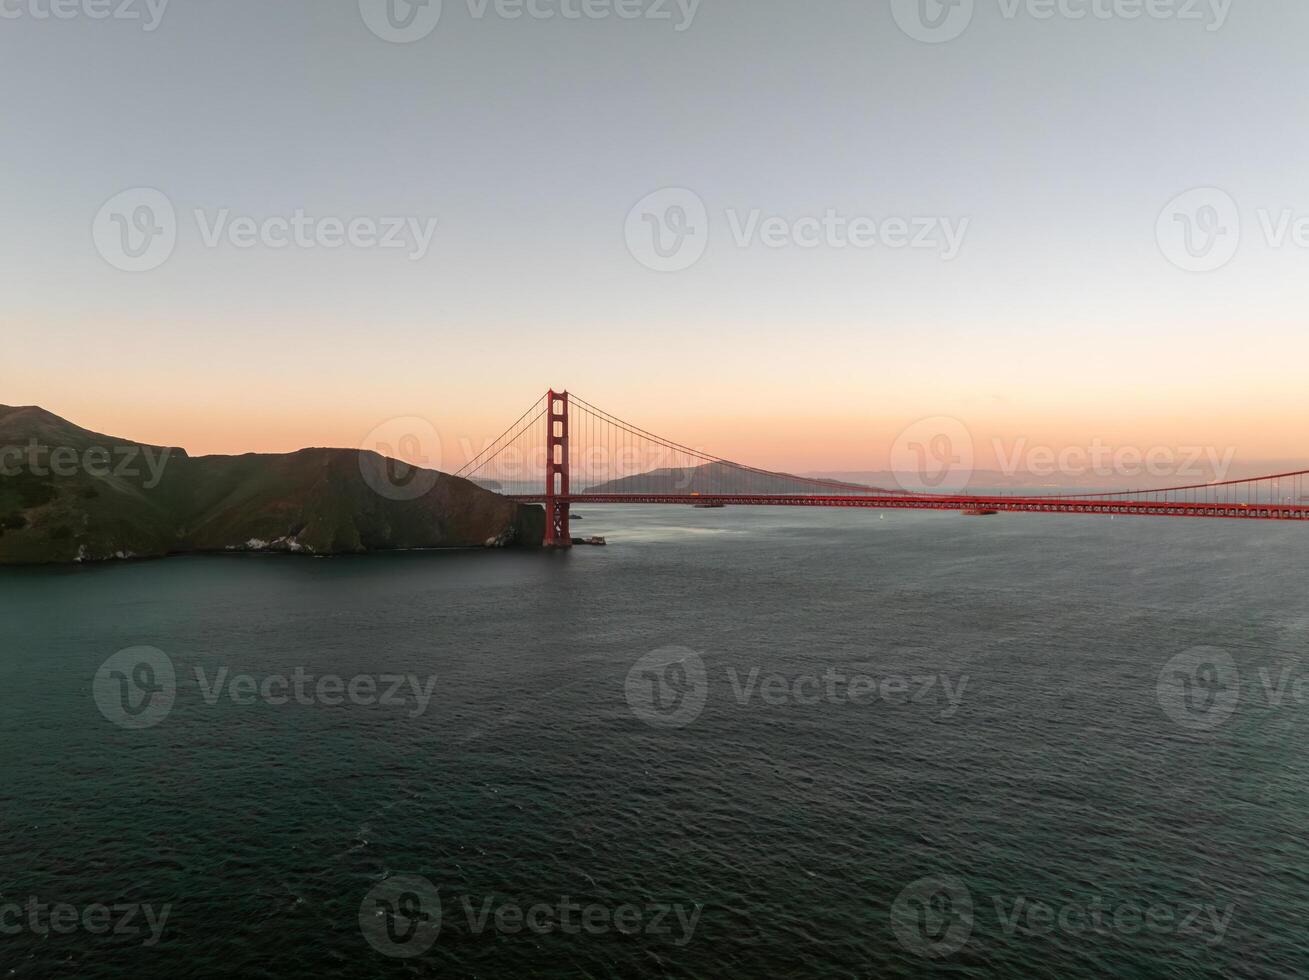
[507,494,1309,522]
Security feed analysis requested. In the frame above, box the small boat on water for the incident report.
[962,508,999,517]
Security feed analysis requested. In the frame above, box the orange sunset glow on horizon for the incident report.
[10,349,1307,483]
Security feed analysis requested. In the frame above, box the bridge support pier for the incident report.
[544,389,571,548]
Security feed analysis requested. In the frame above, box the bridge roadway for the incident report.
[508,494,1309,522]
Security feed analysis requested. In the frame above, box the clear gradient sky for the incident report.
[3,0,1307,473]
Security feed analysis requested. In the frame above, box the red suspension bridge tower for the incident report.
[544,389,571,548]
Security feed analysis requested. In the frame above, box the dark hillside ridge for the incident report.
[0,405,543,564]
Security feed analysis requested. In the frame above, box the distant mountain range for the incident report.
[583,461,887,495]
[0,406,542,564]
[582,461,1287,495]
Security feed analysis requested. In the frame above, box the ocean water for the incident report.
[2,506,1308,978]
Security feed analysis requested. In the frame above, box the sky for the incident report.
[3,0,1307,477]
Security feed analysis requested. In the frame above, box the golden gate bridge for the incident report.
[455,390,1309,548]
